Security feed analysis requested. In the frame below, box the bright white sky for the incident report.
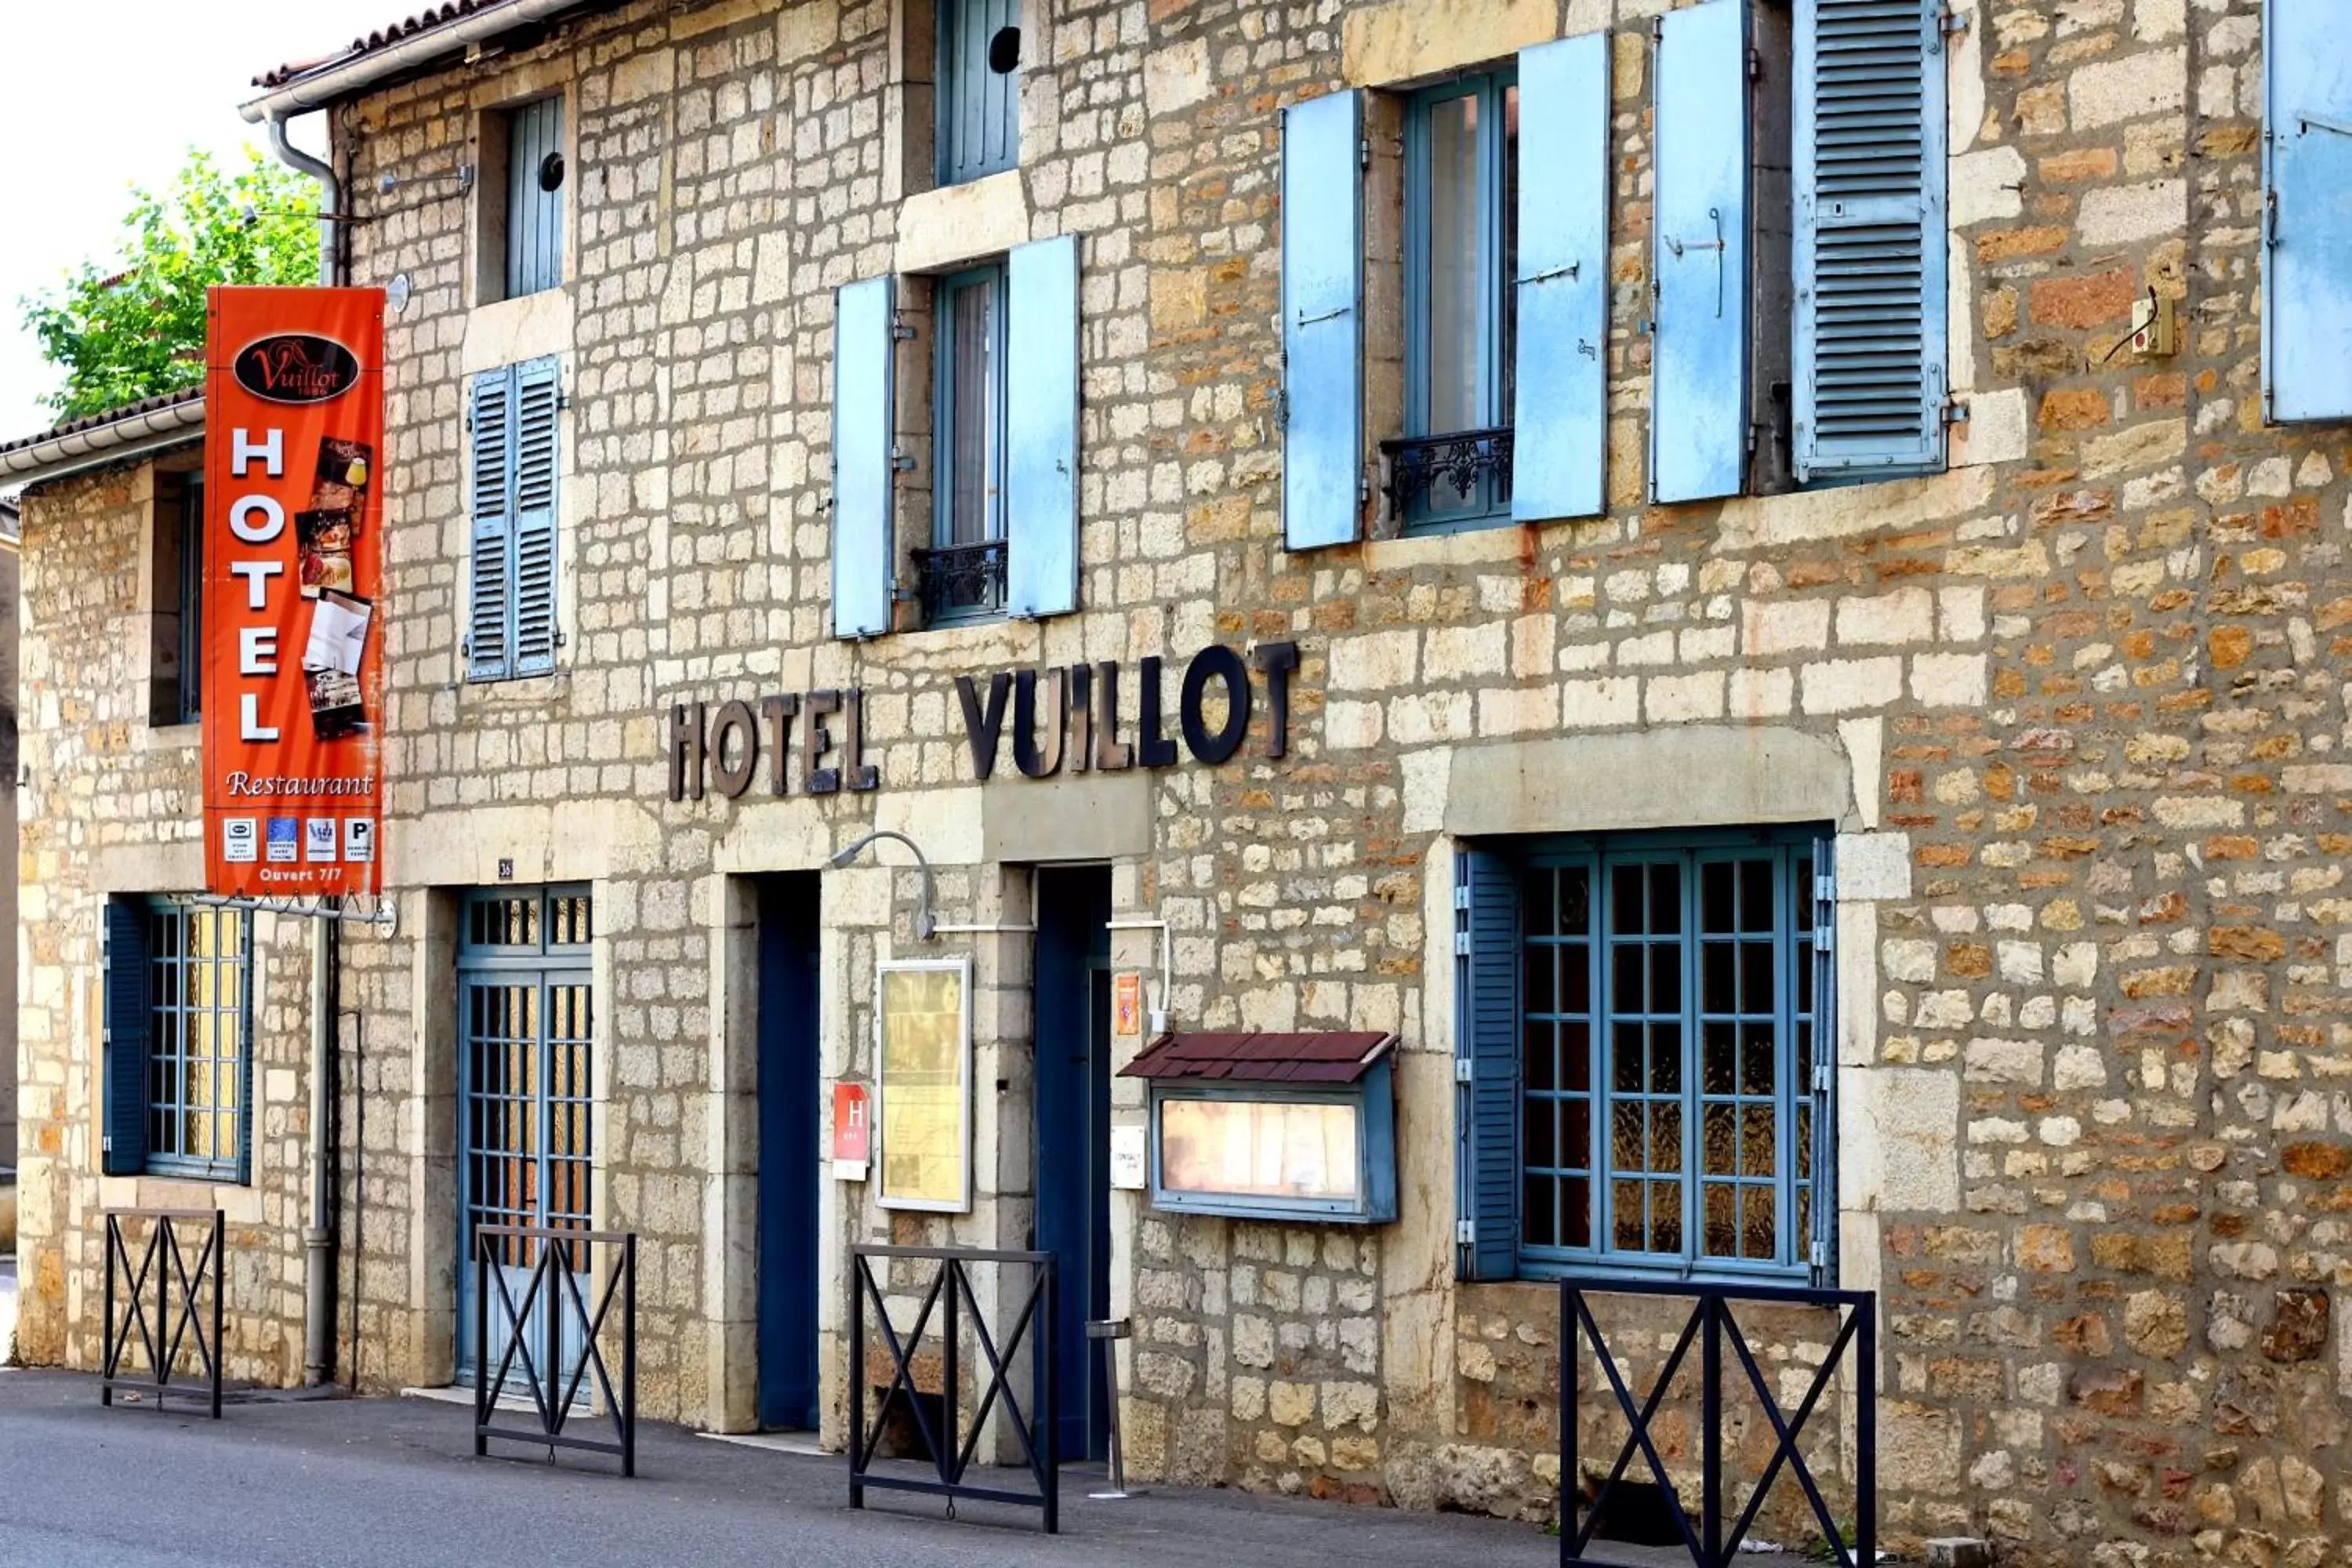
[0,0,393,442]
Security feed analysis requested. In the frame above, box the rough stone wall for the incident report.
[13,457,320,1387]
[16,0,2352,1559]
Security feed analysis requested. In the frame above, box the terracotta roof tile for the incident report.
[1120,1030,1396,1085]
[0,387,205,462]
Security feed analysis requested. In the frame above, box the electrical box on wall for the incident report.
[2129,291,2176,359]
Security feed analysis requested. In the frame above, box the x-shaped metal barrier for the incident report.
[100,1209,225,1419]
[1560,1278,1875,1568]
[849,1244,1059,1533]
[472,1225,637,1476]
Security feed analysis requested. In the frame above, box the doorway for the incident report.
[1033,865,1113,1461]
[756,873,822,1431]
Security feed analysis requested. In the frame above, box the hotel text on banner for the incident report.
[202,287,388,897]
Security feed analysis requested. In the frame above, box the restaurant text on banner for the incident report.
[201,287,389,898]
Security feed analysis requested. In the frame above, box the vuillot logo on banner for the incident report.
[202,288,388,898]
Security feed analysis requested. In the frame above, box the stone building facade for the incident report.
[10,0,2352,1563]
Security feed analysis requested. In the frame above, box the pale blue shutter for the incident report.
[832,276,897,639]
[1512,33,1611,521]
[1005,234,1080,619]
[1809,836,1838,1287]
[511,357,561,676]
[938,0,1021,185]
[1794,0,1947,478]
[466,366,516,681]
[2265,0,2352,423]
[1280,89,1363,550]
[1651,0,1750,504]
[102,899,151,1177]
[1455,849,1521,1281]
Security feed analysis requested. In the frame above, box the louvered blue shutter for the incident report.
[511,357,561,676]
[1280,89,1363,550]
[1513,33,1611,522]
[466,366,516,681]
[1809,836,1838,1287]
[2264,0,2352,423]
[102,898,151,1177]
[1455,849,1521,1282]
[1793,0,1947,478]
[1006,234,1080,619]
[1651,0,1750,504]
[833,276,897,639]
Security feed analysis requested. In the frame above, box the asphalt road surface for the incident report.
[0,1370,1564,1567]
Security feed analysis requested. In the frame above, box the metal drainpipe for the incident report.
[268,107,343,1385]
[266,113,342,285]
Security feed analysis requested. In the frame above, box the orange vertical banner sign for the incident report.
[202,287,388,898]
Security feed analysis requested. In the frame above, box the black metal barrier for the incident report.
[1561,1277,1876,1568]
[848,1244,1058,1532]
[472,1225,637,1476]
[100,1208,225,1419]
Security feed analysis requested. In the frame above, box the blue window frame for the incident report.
[926,263,1009,622]
[1459,829,1834,1286]
[1399,71,1518,531]
[937,0,1022,187]
[456,886,594,1379]
[141,899,252,1183]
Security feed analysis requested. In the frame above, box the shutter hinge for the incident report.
[1747,45,1762,82]
[1457,1219,1476,1247]
[1650,16,1664,41]
[1359,474,1372,506]
[1454,884,1471,912]
[1943,393,1970,428]
[103,1133,114,1154]
[1817,916,1833,954]
[1276,390,1290,429]
[890,443,916,473]
[1814,1062,1834,1096]
[1937,4,1970,39]
[1454,930,1472,957]
[1456,1058,1474,1085]
[1359,136,1372,172]
[1810,1237,1827,1269]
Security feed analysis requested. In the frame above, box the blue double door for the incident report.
[1033,866,1114,1463]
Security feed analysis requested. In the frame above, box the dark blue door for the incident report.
[757,875,822,1431]
[1034,866,1112,1461]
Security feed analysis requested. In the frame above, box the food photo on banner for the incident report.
[201,287,389,898]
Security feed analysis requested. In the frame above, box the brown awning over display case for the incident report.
[1120,1030,1397,1085]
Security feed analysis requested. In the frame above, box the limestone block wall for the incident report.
[13,456,321,1388]
[12,0,2351,1560]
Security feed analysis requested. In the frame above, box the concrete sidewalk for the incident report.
[0,1368,1563,1568]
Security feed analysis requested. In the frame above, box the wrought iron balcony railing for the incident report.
[913,538,1007,623]
[1381,426,1515,521]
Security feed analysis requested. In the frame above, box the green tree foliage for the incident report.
[24,148,320,420]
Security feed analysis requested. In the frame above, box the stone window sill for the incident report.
[96,1174,263,1226]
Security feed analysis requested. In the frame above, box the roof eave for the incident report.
[0,397,206,492]
[241,0,612,122]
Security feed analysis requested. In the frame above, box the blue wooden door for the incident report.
[756,875,822,1431]
[457,888,593,1385]
[1034,866,1112,1461]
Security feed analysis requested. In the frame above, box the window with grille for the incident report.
[101,899,251,1182]
[1456,830,1834,1285]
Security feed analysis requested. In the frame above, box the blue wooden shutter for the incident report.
[833,276,898,639]
[102,898,151,1177]
[1512,33,1611,521]
[510,358,562,676]
[1651,0,1750,504]
[1455,848,1521,1281]
[506,96,565,297]
[1794,0,1947,478]
[938,0,1021,185]
[2265,0,2352,423]
[1006,234,1080,619]
[466,366,517,681]
[1809,836,1838,1287]
[1280,89,1364,550]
